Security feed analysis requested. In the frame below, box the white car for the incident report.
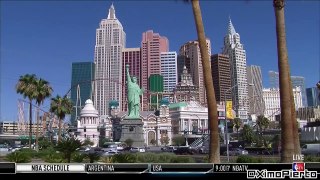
[130,147,145,153]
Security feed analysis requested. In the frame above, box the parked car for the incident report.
[0,144,9,152]
[223,148,248,156]
[301,144,320,156]
[130,147,146,153]
[173,146,196,155]
[161,146,176,152]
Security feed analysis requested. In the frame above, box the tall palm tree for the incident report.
[16,74,37,148]
[273,0,294,162]
[50,95,73,142]
[34,78,53,150]
[233,118,242,140]
[191,0,220,163]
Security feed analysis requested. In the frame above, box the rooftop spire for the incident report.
[228,16,236,35]
[107,3,116,19]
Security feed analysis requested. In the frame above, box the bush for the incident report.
[170,156,195,163]
[72,153,86,163]
[17,148,38,158]
[101,156,114,163]
[6,152,31,163]
[304,156,320,162]
[43,152,65,163]
[112,153,137,163]
[157,153,176,163]
[237,155,262,163]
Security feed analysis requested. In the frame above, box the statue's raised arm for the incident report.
[126,64,132,84]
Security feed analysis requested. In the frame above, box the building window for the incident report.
[84,127,86,132]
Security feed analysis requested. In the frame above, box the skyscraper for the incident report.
[177,55,191,82]
[141,30,168,110]
[269,71,307,107]
[306,87,320,107]
[161,52,177,92]
[122,48,141,111]
[94,4,126,116]
[70,62,95,125]
[222,18,248,120]
[247,65,265,116]
[211,54,231,103]
[179,39,211,105]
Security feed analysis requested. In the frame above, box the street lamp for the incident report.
[224,84,238,162]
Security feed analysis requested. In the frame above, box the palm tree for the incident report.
[55,137,82,163]
[34,78,53,151]
[191,0,220,163]
[16,74,37,148]
[233,118,242,140]
[273,0,294,162]
[50,95,73,142]
[289,78,300,154]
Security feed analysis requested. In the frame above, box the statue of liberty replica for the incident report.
[126,64,144,118]
[119,64,145,147]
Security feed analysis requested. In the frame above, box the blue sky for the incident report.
[0,0,319,120]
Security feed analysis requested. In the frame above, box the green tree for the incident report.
[83,138,94,147]
[124,138,133,148]
[233,118,242,140]
[55,137,82,163]
[34,78,53,151]
[38,138,53,150]
[172,136,185,146]
[50,95,73,142]
[242,125,255,146]
[16,74,38,148]
[273,0,294,162]
[191,0,220,163]
[160,136,170,146]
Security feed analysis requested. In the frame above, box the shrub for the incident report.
[43,152,65,163]
[6,152,31,163]
[304,156,320,162]
[170,156,195,163]
[237,155,260,163]
[101,156,114,163]
[72,153,86,163]
[112,153,137,163]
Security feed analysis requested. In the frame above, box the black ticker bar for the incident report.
[150,163,213,173]
[213,163,292,173]
[85,163,148,173]
[0,163,15,174]
[305,163,320,171]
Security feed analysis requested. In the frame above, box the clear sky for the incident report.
[0,0,319,121]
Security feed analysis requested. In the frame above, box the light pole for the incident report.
[224,84,238,162]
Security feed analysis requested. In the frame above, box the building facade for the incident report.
[263,87,303,121]
[94,4,126,116]
[177,55,191,82]
[222,18,249,120]
[211,54,231,102]
[122,48,141,111]
[247,65,265,116]
[71,62,95,125]
[174,66,199,103]
[306,87,320,107]
[77,99,100,146]
[179,39,211,105]
[160,52,177,92]
[269,71,307,107]
[141,30,169,111]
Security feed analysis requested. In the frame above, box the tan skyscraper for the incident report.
[94,4,126,116]
[179,39,211,105]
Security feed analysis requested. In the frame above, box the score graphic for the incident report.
[293,163,305,172]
